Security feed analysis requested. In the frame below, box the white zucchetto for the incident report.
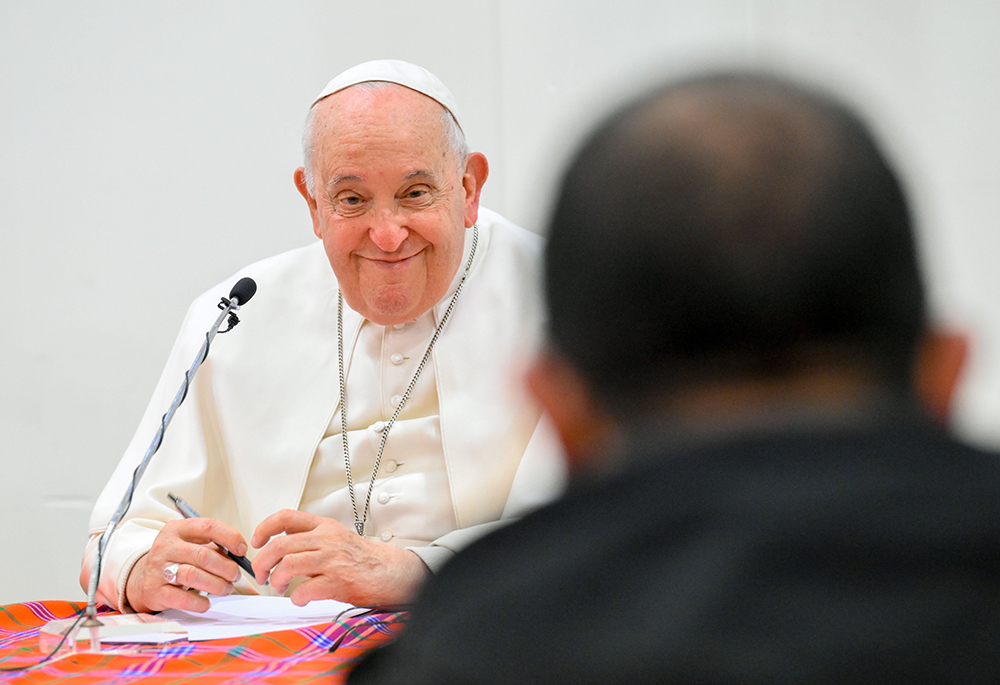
[310,59,462,130]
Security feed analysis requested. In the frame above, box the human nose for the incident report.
[368,208,408,253]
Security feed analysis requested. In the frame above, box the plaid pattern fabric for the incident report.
[0,601,404,683]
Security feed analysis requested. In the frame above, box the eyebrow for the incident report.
[404,170,437,182]
[324,170,437,194]
[326,174,363,191]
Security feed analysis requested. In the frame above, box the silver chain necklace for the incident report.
[337,225,479,536]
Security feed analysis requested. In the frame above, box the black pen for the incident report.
[166,492,256,579]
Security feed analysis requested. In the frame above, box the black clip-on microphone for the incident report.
[75,277,257,648]
[216,276,256,333]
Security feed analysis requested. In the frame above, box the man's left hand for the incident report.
[250,510,429,606]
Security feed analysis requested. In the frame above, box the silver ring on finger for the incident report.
[163,562,181,585]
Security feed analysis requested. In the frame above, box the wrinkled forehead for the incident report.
[312,84,451,150]
[309,86,458,188]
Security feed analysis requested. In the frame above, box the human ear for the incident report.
[525,349,614,475]
[461,152,489,228]
[912,328,969,424]
[294,167,322,239]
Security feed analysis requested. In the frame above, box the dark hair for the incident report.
[544,72,926,418]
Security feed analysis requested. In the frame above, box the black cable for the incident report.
[328,609,409,653]
[89,329,210,594]
[0,613,85,672]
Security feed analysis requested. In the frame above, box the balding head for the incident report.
[544,73,924,420]
[302,81,468,198]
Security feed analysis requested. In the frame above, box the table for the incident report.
[0,600,405,684]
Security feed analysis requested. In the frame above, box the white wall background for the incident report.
[1,0,998,604]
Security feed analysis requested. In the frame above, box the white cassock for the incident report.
[81,208,566,610]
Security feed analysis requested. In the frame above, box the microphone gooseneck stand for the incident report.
[70,277,257,652]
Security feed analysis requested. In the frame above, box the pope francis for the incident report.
[81,60,563,614]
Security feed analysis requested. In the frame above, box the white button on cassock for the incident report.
[390,353,404,365]
[377,492,390,504]
[390,395,403,408]
[380,530,394,541]
[372,421,386,433]
[384,460,398,473]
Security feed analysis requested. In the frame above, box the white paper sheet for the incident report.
[103,595,360,643]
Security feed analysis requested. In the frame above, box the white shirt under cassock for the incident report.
[301,246,465,547]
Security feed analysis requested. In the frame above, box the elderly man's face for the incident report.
[295,85,487,326]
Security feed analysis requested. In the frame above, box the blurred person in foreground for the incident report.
[81,60,562,614]
[347,71,1000,683]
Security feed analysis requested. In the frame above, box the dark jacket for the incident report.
[349,419,1000,684]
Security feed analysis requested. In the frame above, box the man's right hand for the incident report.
[124,518,247,614]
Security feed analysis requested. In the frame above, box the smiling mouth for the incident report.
[364,253,419,269]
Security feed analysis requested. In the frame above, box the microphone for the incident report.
[73,276,258,648]
[217,277,258,332]
[229,277,257,306]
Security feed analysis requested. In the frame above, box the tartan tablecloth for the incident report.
[0,600,405,684]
